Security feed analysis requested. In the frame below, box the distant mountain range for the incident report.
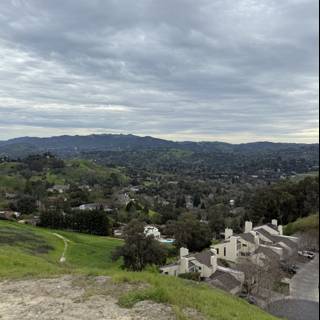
[0,134,318,159]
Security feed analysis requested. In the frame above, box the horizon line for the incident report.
[0,133,319,145]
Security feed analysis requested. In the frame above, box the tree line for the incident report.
[39,209,110,236]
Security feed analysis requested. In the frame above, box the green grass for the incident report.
[0,221,122,278]
[284,214,319,236]
[0,175,25,191]
[0,221,278,320]
[65,159,128,185]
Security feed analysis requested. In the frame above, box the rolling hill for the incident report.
[0,134,318,158]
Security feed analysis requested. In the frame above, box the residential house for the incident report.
[253,219,298,257]
[213,231,240,263]
[5,192,17,200]
[160,247,218,278]
[207,267,245,295]
[47,185,70,194]
[0,211,21,221]
[78,203,101,211]
[117,193,132,206]
[237,231,260,257]
[144,225,161,240]
[76,203,112,212]
[213,231,260,262]
[252,245,283,266]
[160,248,244,294]
[213,219,297,263]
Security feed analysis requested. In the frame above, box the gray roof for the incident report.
[209,270,241,291]
[255,246,281,261]
[267,223,279,231]
[256,228,277,242]
[273,236,298,250]
[239,233,256,244]
[256,228,297,250]
[188,250,215,268]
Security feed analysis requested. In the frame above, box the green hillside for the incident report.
[0,158,129,208]
[284,214,319,236]
[0,221,278,320]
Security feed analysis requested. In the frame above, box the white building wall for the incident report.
[161,265,179,276]
[238,239,257,255]
[245,221,253,233]
[225,228,233,240]
[213,236,239,262]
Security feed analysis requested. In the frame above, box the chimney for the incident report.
[278,225,283,235]
[245,221,253,233]
[225,228,233,240]
[210,248,217,255]
[229,236,239,262]
[180,247,189,258]
[179,257,189,274]
[272,219,278,227]
[250,231,260,246]
[210,254,218,273]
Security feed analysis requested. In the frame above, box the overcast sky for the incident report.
[0,0,318,143]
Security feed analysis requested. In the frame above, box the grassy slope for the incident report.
[0,221,277,320]
[290,171,319,182]
[284,214,319,236]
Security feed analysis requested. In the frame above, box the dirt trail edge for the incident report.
[52,233,69,263]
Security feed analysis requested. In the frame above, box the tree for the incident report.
[112,220,167,271]
[15,195,37,214]
[239,258,283,303]
[39,209,110,236]
[208,205,226,239]
[193,193,201,208]
[68,187,89,207]
[172,213,212,252]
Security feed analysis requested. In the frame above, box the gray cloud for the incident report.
[0,0,318,142]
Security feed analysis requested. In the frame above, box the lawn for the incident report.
[0,221,278,320]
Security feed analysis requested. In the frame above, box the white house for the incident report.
[213,227,261,262]
[253,219,298,257]
[160,247,218,278]
[213,219,298,263]
[212,230,240,263]
[47,185,70,194]
[254,219,284,236]
[144,225,161,240]
[160,247,244,294]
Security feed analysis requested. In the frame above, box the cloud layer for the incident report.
[0,0,318,142]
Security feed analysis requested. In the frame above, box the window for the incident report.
[216,248,219,255]
[224,247,227,256]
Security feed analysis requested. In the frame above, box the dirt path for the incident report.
[52,233,69,263]
[0,276,176,320]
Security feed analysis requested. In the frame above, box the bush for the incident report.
[284,214,319,235]
[178,272,201,281]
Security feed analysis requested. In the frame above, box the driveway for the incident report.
[267,299,319,320]
[290,254,319,302]
[267,254,319,320]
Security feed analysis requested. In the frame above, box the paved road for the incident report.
[290,254,319,302]
[267,299,319,320]
[267,254,319,320]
